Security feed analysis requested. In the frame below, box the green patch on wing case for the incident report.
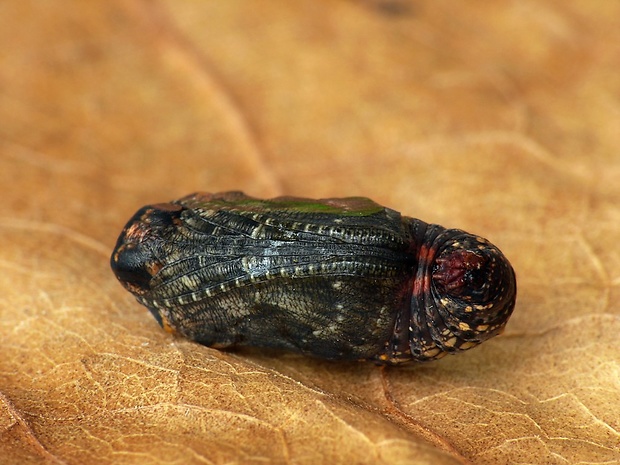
[194,191,386,216]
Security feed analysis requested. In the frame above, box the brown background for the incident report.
[1,1,619,464]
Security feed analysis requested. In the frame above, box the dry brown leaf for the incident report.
[1,1,619,464]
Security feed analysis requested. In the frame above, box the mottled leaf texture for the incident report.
[1,2,619,465]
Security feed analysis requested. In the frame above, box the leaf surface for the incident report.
[1,2,619,464]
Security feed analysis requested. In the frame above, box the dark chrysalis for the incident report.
[111,192,516,365]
